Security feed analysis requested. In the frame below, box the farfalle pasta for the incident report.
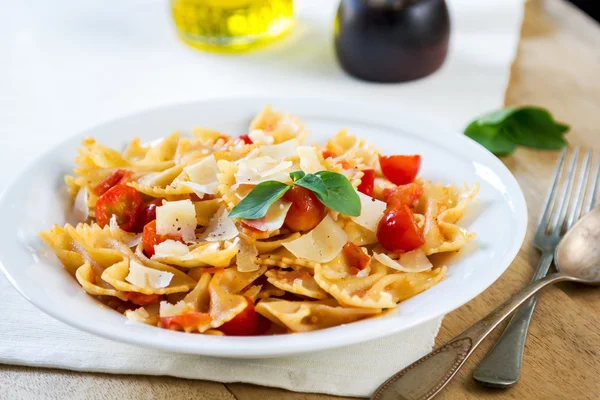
[40,105,479,336]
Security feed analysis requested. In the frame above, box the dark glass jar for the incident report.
[334,0,450,83]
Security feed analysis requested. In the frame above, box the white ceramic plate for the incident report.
[0,97,527,358]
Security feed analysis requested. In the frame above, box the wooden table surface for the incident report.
[3,0,600,399]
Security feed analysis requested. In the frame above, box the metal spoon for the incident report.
[370,206,600,400]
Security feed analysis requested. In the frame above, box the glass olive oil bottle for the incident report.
[171,0,294,52]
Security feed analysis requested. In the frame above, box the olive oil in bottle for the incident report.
[171,0,294,52]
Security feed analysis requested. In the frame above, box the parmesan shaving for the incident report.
[159,300,194,318]
[198,207,239,242]
[297,146,324,173]
[248,129,274,145]
[73,187,89,222]
[258,139,298,160]
[283,215,348,263]
[153,239,190,257]
[373,250,433,273]
[183,155,220,195]
[242,199,292,232]
[235,156,293,185]
[125,260,174,289]
[125,307,151,324]
[351,191,386,232]
[109,215,142,247]
[155,199,197,242]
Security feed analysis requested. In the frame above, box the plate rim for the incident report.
[0,96,528,358]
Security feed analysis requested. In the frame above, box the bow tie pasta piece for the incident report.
[63,224,127,270]
[208,266,266,329]
[254,232,302,255]
[324,129,380,170]
[76,262,128,301]
[257,247,319,269]
[265,268,329,300]
[39,225,85,276]
[249,105,308,144]
[101,259,197,295]
[151,240,239,268]
[137,132,180,164]
[256,299,381,333]
[418,181,479,255]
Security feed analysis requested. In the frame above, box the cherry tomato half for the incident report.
[342,242,370,275]
[95,184,144,232]
[357,169,375,197]
[377,204,424,252]
[236,134,253,145]
[379,155,421,185]
[159,312,211,331]
[219,297,259,336]
[137,199,163,230]
[283,186,326,232]
[92,169,133,196]
[123,292,162,306]
[384,183,423,211]
[142,220,184,257]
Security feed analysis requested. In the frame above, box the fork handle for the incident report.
[472,251,554,387]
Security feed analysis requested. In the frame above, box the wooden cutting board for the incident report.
[2,0,600,399]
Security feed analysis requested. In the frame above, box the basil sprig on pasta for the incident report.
[228,170,361,219]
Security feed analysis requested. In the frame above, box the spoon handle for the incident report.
[370,272,570,400]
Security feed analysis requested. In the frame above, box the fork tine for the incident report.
[566,149,592,229]
[549,146,579,233]
[537,148,567,233]
[586,156,600,213]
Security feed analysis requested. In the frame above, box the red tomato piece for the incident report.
[159,312,211,331]
[95,184,143,232]
[235,134,253,145]
[322,149,337,159]
[342,242,370,273]
[137,199,163,230]
[340,160,352,170]
[141,220,184,257]
[379,155,421,185]
[377,204,425,252]
[384,183,423,211]
[357,169,375,197]
[123,292,162,306]
[92,169,133,196]
[219,297,259,336]
[283,186,326,232]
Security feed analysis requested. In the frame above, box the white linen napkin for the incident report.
[0,0,523,397]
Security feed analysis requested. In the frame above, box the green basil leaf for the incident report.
[313,171,361,217]
[294,173,329,198]
[228,181,291,220]
[464,106,569,156]
[289,170,305,182]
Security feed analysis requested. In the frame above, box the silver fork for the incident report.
[473,146,600,387]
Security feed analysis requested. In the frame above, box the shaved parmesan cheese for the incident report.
[73,187,89,222]
[351,192,386,232]
[373,250,433,273]
[242,199,292,232]
[153,239,190,258]
[199,207,239,242]
[125,260,174,289]
[248,129,274,145]
[236,238,259,272]
[156,199,197,242]
[183,155,219,195]
[283,215,347,263]
[235,156,293,185]
[259,139,298,160]
[159,300,194,318]
[297,146,324,173]
[180,181,217,199]
[125,307,151,324]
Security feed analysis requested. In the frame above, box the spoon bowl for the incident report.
[555,205,600,283]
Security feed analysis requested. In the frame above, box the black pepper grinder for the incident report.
[334,0,450,83]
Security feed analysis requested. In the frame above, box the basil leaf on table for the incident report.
[228,181,291,219]
[464,106,569,156]
[312,171,361,217]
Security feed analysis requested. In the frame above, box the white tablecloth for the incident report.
[0,0,524,396]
